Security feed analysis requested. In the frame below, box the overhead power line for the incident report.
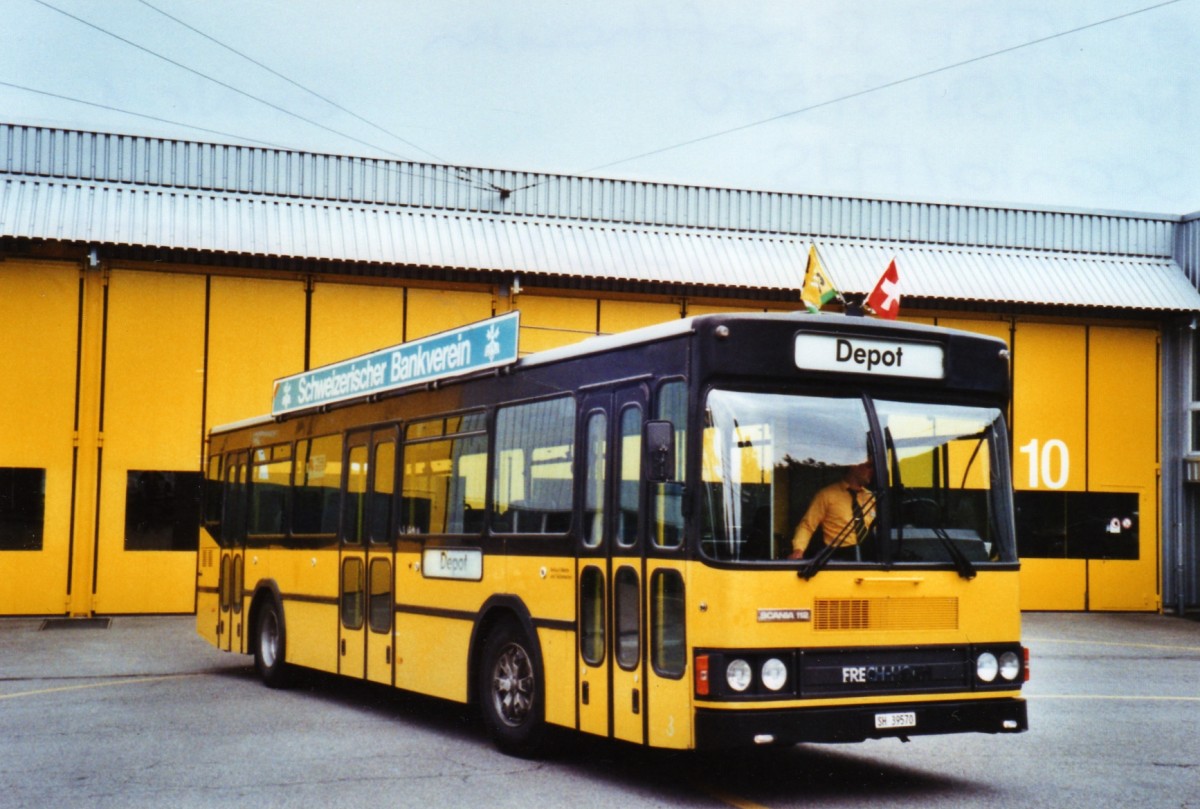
[28,0,506,196]
[1,77,512,199]
[585,0,1187,173]
[134,0,445,162]
[0,79,283,147]
[33,0,415,161]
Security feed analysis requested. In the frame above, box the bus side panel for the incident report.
[395,612,473,702]
[506,552,576,729]
[505,554,576,729]
[284,600,339,673]
[266,548,339,673]
[536,626,577,731]
[394,548,481,702]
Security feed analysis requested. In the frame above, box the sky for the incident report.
[2,0,1197,215]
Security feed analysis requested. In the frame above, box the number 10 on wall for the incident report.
[1018,438,1070,489]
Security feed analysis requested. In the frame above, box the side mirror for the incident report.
[643,420,676,483]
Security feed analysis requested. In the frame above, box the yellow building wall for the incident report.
[598,299,681,334]
[93,270,207,613]
[406,287,494,340]
[206,275,307,427]
[1012,323,1088,610]
[1086,326,1159,610]
[0,261,79,614]
[1008,321,1160,611]
[1013,323,1088,492]
[513,294,599,354]
[310,281,407,367]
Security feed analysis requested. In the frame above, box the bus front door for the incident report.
[577,386,648,745]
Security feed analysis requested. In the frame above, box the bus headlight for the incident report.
[761,657,788,691]
[726,658,753,692]
[999,651,1021,681]
[976,652,999,683]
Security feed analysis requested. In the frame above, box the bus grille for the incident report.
[813,597,959,631]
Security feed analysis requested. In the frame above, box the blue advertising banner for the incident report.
[271,311,520,417]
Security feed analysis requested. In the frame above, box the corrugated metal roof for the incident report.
[0,123,1181,258]
[4,175,1199,312]
[817,241,1200,311]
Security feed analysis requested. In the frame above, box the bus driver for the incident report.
[788,460,876,560]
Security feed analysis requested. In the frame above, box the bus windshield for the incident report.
[700,388,1015,567]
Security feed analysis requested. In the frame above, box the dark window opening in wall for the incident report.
[124,471,203,551]
[0,467,46,551]
[1015,491,1139,560]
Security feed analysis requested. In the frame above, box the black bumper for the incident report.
[694,697,1027,748]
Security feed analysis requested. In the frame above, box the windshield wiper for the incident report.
[932,525,977,579]
[799,492,876,580]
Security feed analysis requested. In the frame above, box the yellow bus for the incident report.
[197,311,1027,754]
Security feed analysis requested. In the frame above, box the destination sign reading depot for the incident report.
[794,331,945,380]
[271,311,520,417]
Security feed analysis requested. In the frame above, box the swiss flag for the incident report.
[866,259,900,319]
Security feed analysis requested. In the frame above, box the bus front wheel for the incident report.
[478,619,546,757]
[254,598,293,689]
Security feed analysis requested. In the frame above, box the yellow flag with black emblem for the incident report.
[800,245,840,313]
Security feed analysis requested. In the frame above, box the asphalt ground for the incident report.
[1,612,1198,808]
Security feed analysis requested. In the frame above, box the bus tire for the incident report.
[478,619,546,757]
[254,598,293,689]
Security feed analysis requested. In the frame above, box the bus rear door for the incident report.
[217,451,247,653]
[340,434,368,678]
[340,428,398,685]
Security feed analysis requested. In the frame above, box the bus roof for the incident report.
[210,311,1004,435]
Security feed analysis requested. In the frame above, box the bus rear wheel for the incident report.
[478,620,546,757]
[254,599,293,689]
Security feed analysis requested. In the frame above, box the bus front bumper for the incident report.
[694,697,1027,749]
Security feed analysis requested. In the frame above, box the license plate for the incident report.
[875,711,917,729]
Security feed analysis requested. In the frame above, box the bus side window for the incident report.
[653,380,687,549]
[343,444,368,544]
[650,568,685,677]
[402,413,487,535]
[369,440,396,543]
[616,406,641,548]
[492,397,576,535]
[204,455,223,539]
[293,435,343,537]
[583,411,606,548]
[249,445,292,539]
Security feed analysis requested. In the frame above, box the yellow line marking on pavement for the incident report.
[1025,636,1200,654]
[0,673,201,701]
[701,784,772,809]
[1036,693,1200,702]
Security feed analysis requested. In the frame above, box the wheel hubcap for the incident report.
[491,642,533,727]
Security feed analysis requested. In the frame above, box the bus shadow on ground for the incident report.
[554,736,1000,805]
[217,664,997,804]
